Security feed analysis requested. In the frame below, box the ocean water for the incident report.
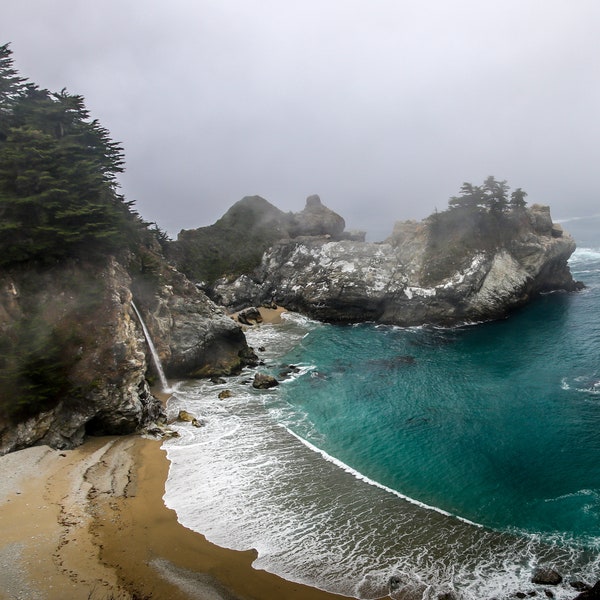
[163,223,600,600]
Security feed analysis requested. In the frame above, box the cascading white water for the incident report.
[131,300,170,392]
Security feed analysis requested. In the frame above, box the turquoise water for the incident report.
[279,277,600,542]
[164,227,600,599]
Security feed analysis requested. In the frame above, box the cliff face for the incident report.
[0,256,253,455]
[211,205,581,326]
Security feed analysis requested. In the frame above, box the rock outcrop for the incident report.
[289,194,345,237]
[0,255,254,455]
[168,194,347,285]
[211,204,581,326]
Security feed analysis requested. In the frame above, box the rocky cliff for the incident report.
[210,204,581,326]
[0,256,254,455]
[168,194,352,285]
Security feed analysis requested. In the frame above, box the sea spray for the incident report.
[131,300,170,392]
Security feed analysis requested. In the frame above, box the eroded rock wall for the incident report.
[0,256,253,455]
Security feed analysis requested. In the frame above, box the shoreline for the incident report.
[0,435,352,600]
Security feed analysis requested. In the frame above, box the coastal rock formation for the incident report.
[0,256,254,455]
[168,194,347,285]
[210,204,580,326]
[289,194,345,237]
[134,266,256,379]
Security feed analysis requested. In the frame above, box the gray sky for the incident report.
[3,1,600,240]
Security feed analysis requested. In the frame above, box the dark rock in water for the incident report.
[252,373,279,389]
[239,345,259,368]
[437,592,458,600]
[544,590,554,598]
[388,575,402,592]
[218,389,233,399]
[573,581,600,600]
[515,592,528,598]
[210,376,227,384]
[278,364,301,379]
[571,582,592,592]
[258,346,266,352]
[237,306,263,326]
[531,568,563,585]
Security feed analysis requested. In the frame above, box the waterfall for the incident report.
[131,300,170,392]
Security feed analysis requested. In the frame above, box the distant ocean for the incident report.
[163,215,600,600]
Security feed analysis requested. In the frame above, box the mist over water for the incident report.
[163,239,600,599]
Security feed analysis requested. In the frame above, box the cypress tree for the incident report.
[0,45,136,266]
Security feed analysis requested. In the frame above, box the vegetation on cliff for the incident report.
[420,176,533,285]
[169,195,292,284]
[168,194,349,285]
[0,45,178,430]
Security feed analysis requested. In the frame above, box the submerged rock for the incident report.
[389,575,402,592]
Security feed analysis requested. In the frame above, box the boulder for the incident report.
[218,389,233,399]
[531,567,563,585]
[252,373,279,389]
[177,410,204,428]
[237,306,263,325]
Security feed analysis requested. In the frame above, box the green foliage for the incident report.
[170,196,291,284]
[448,176,519,216]
[0,316,73,421]
[422,177,529,285]
[0,44,143,267]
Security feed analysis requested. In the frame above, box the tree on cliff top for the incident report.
[424,177,530,285]
[0,44,142,267]
[448,176,522,215]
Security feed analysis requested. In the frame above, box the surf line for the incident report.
[283,425,484,529]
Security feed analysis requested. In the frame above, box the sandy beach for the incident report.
[230,305,288,326]
[0,433,352,600]
[0,305,354,600]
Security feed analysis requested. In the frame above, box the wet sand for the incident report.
[0,435,352,600]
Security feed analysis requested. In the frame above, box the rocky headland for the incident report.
[0,189,581,455]
[198,195,580,326]
[0,252,256,455]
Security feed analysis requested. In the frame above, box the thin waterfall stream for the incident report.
[131,300,170,392]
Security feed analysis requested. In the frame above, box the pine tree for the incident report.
[0,45,137,266]
[0,43,27,140]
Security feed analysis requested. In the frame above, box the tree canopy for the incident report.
[0,43,143,267]
[447,176,527,215]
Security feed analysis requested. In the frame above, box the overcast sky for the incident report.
[3,1,600,240]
